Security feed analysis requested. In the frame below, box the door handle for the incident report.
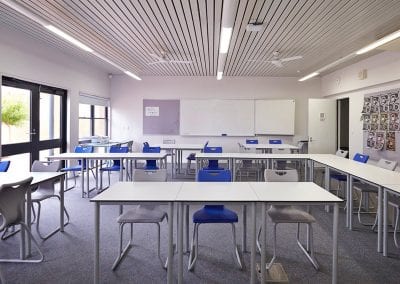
[26,129,37,135]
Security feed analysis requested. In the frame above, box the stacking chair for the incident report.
[203,146,224,170]
[353,159,397,228]
[271,148,292,170]
[187,141,208,174]
[389,194,400,248]
[99,146,129,190]
[258,169,319,270]
[0,177,44,263]
[330,152,367,198]
[61,145,95,194]
[269,139,282,144]
[30,160,70,240]
[0,161,10,172]
[246,139,258,144]
[236,143,260,181]
[143,146,161,170]
[112,169,168,270]
[188,169,242,270]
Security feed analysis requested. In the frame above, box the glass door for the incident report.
[1,76,67,172]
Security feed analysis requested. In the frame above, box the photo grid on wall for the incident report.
[362,89,400,152]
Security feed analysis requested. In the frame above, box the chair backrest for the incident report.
[377,158,398,171]
[204,141,209,148]
[197,169,232,182]
[335,149,348,158]
[246,139,258,144]
[0,161,11,172]
[109,146,129,166]
[353,153,369,163]
[0,177,33,230]
[143,142,150,148]
[31,160,61,193]
[133,169,167,182]
[297,142,305,153]
[269,139,282,144]
[75,145,94,167]
[271,148,291,154]
[264,169,299,182]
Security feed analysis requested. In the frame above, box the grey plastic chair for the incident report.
[0,177,44,263]
[271,148,292,170]
[258,169,319,270]
[353,159,397,229]
[112,169,168,270]
[31,160,70,240]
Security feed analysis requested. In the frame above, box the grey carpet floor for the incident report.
[1,170,400,283]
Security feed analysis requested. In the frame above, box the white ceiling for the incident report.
[1,0,400,78]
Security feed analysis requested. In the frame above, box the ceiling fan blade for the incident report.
[280,55,303,62]
[169,60,192,64]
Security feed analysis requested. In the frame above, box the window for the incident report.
[78,101,109,138]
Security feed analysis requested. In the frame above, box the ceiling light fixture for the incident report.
[298,72,319,82]
[219,27,233,54]
[124,71,142,81]
[356,29,400,55]
[45,25,93,53]
[217,71,223,80]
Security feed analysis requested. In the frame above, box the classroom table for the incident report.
[0,172,66,259]
[250,182,342,284]
[382,184,400,257]
[154,143,204,178]
[90,181,182,284]
[81,140,131,151]
[244,143,299,153]
[47,152,168,197]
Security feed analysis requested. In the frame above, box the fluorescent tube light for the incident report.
[219,27,233,54]
[45,25,93,52]
[124,71,142,81]
[356,30,400,55]
[217,71,223,80]
[298,72,319,82]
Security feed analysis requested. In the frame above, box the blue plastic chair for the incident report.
[187,141,209,174]
[269,139,282,144]
[203,146,224,170]
[246,139,258,144]
[188,169,242,270]
[100,146,129,189]
[0,161,10,172]
[330,153,369,197]
[143,146,161,169]
[61,145,94,194]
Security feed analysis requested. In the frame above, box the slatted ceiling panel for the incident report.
[187,0,205,75]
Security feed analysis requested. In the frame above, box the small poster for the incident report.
[371,96,380,113]
[362,114,370,131]
[389,92,400,112]
[145,106,160,116]
[386,131,396,151]
[380,94,390,112]
[370,113,379,130]
[367,131,375,148]
[389,112,400,131]
[375,132,385,150]
[362,97,371,114]
[379,113,389,131]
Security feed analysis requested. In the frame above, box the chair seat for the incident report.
[101,165,123,171]
[187,153,196,160]
[330,173,347,181]
[268,205,315,223]
[61,165,84,172]
[202,167,225,171]
[143,165,159,170]
[193,206,238,223]
[117,206,166,223]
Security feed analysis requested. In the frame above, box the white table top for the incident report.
[195,152,310,159]
[91,182,183,202]
[250,182,342,203]
[81,140,131,147]
[47,152,168,160]
[0,172,65,186]
[154,144,204,150]
[311,154,400,185]
[383,184,400,194]
[176,182,258,202]
[244,143,299,150]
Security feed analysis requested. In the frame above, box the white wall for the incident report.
[0,25,110,150]
[110,76,321,152]
[321,51,400,158]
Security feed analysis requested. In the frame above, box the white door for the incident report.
[308,98,337,154]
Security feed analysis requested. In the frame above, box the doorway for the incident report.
[1,76,67,172]
[337,98,349,152]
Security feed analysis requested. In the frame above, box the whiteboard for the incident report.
[255,100,295,135]
[180,99,254,136]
